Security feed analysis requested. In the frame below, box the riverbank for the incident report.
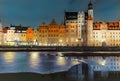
[0,46,120,52]
[0,72,68,81]
[62,52,120,56]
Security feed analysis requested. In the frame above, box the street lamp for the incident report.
[76,39,78,42]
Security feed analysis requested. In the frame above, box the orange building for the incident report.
[48,19,59,46]
[37,20,66,46]
[3,27,9,45]
[26,27,34,45]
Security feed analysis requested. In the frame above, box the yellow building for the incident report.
[59,23,66,46]
[15,26,28,46]
[37,22,48,46]
[65,14,78,46]
[37,20,66,46]
[34,29,38,45]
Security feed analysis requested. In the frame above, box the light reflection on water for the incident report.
[29,52,40,68]
[56,56,66,66]
[3,52,16,63]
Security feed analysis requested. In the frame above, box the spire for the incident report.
[88,0,93,9]
[50,19,57,25]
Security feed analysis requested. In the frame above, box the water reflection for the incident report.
[3,52,16,63]
[71,58,79,65]
[29,52,40,68]
[66,55,120,81]
[1,51,120,81]
[57,56,66,66]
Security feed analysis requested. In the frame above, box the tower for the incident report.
[87,1,94,46]
[88,1,93,19]
[87,15,93,46]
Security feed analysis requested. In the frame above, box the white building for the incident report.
[6,27,15,45]
[64,11,85,46]
[3,25,28,46]
[65,1,120,46]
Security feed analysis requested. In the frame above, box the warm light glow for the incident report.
[57,56,66,66]
[76,39,78,42]
[29,52,40,68]
[102,39,105,42]
[99,60,106,66]
[59,40,62,42]
[3,52,16,63]
[58,52,63,57]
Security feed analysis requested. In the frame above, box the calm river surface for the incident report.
[0,52,80,74]
[1,52,120,81]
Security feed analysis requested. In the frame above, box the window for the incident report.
[71,30,74,32]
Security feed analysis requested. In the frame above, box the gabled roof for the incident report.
[39,22,47,27]
[48,19,58,27]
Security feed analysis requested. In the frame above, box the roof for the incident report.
[93,22,120,30]
[3,27,9,33]
[48,19,59,27]
[39,22,47,28]
[65,12,78,20]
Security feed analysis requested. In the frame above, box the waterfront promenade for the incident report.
[0,46,120,52]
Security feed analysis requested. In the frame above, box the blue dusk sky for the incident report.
[0,0,120,28]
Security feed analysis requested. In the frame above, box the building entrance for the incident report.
[102,41,106,46]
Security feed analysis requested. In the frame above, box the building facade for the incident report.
[64,1,120,46]
[37,20,67,46]
[1,2,120,46]
[37,22,48,46]
[86,2,120,46]
[3,25,28,46]
[48,19,59,46]
[26,27,34,45]
[59,23,66,46]
[65,12,82,46]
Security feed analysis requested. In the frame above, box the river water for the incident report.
[1,52,120,81]
[0,52,80,74]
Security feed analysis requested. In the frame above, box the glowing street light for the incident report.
[76,39,78,42]
[59,40,62,42]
